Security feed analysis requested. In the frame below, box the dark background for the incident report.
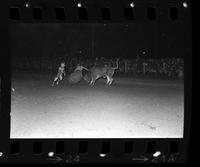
[11,22,185,72]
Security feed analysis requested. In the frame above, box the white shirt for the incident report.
[74,65,87,71]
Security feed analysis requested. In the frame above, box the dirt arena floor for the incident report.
[10,73,184,138]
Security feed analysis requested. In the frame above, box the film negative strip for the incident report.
[0,0,192,164]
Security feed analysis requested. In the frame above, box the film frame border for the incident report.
[0,0,192,164]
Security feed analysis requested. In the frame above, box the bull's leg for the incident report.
[90,79,96,86]
[90,75,100,86]
[89,80,93,85]
[108,77,113,85]
[92,76,98,85]
[89,78,95,85]
[92,80,96,85]
[106,76,110,85]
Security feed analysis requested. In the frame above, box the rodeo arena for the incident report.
[11,54,184,138]
[53,56,184,86]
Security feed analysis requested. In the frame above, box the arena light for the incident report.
[153,151,161,157]
[0,152,3,157]
[182,2,188,8]
[99,153,107,157]
[130,2,135,8]
[48,152,55,157]
[25,2,30,8]
[77,2,82,8]
[142,51,146,55]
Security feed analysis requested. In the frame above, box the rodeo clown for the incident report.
[74,63,89,72]
[68,63,89,84]
[52,62,66,86]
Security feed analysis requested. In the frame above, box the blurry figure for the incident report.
[94,57,99,66]
[178,66,184,78]
[68,64,89,84]
[52,62,66,86]
[162,60,167,75]
[142,61,148,75]
[99,56,106,66]
[124,59,130,73]
[136,55,140,62]
[74,63,88,72]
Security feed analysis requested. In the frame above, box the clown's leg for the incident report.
[56,76,63,85]
[52,77,58,86]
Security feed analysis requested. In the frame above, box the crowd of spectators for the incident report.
[12,55,184,79]
[77,56,184,79]
[123,57,184,78]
